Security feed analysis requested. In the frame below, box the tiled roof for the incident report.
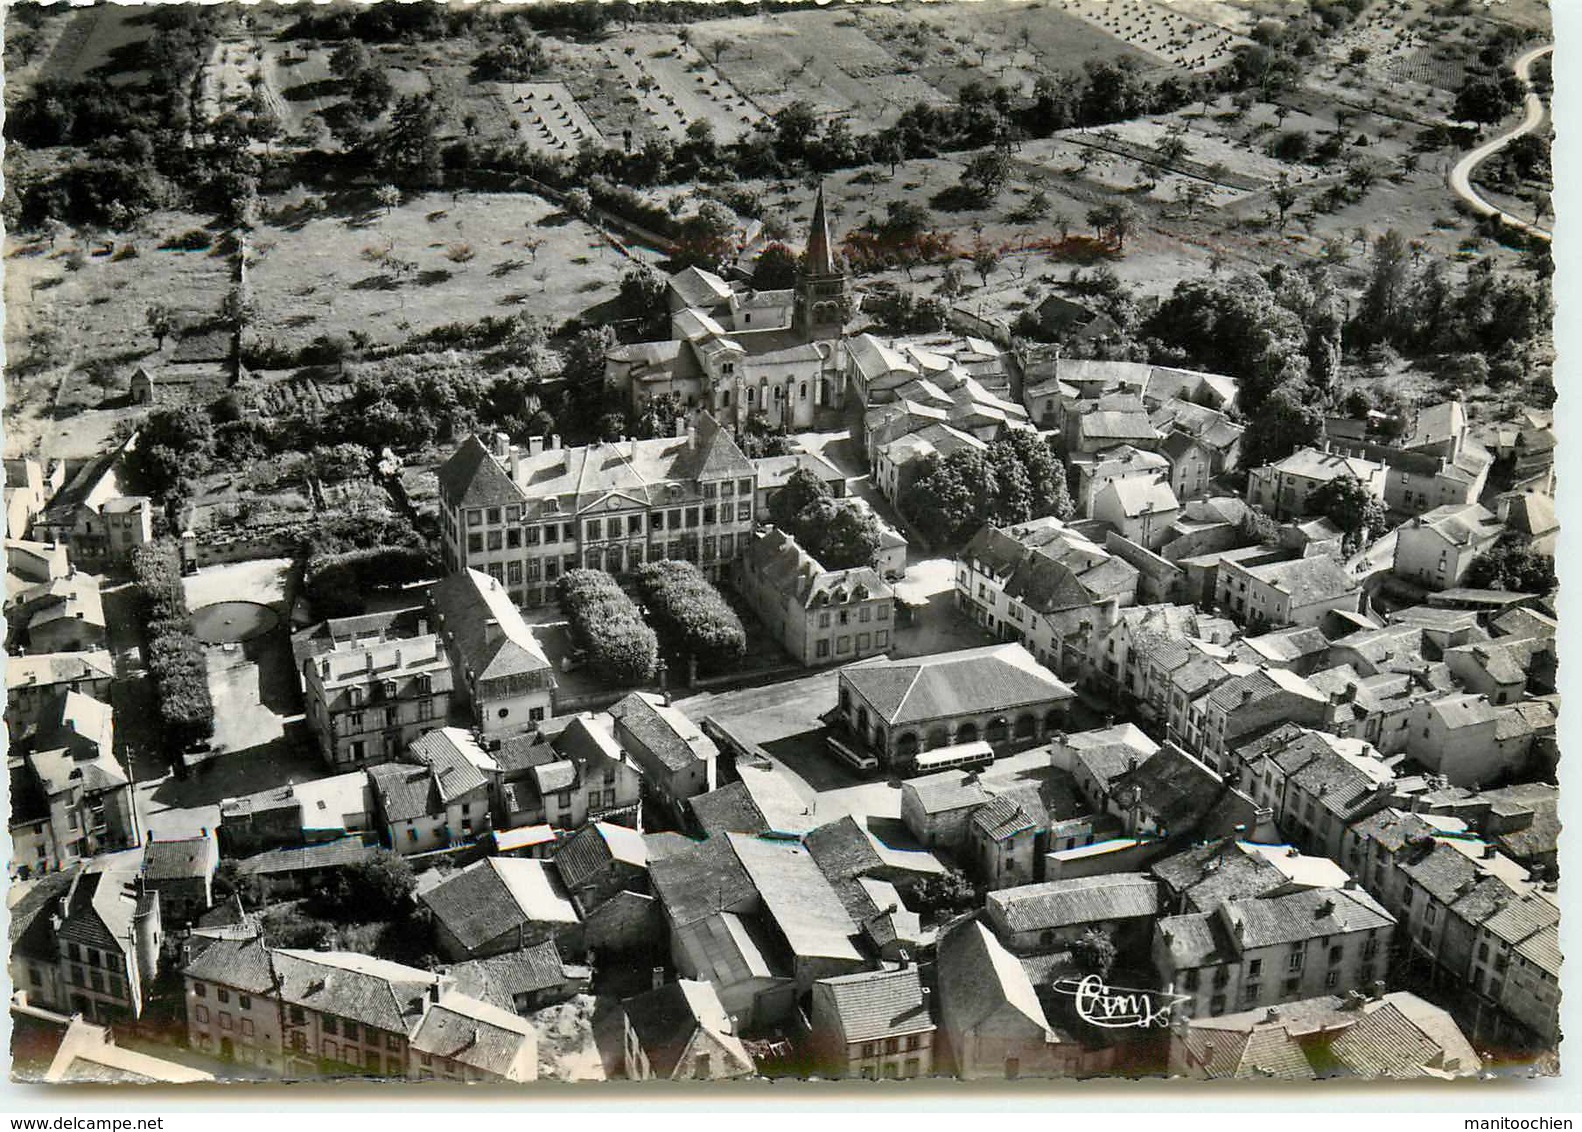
[141,834,216,882]
[407,993,535,1080]
[840,642,1073,726]
[553,821,648,891]
[609,692,716,774]
[936,920,1056,1039]
[622,979,755,1080]
[181,935,278,995]
[1152,840,1288,913]
[1217,887,1394,950]
[816,966,933,1043]
[726,833,862,962]
[234,836,378,878]
[689,781,769,837]
[970,794,1037,842]
[903,769,991,815]
[988,874,1161,933]
[648,835,756,928]
[449,940,570,1012]
[804,815,885,883]
[418,858,578,952]
[1241,556,1359,607]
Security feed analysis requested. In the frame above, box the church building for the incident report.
[606,188,853,433]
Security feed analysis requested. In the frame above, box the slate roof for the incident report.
[1240,556,1359,608]
[1109,742,1232,834]
[962,518,1139,609]
[840,642,1073,726]
[418,857,579,952]
[817,965,933,1043]
[6,651,115,694]
[740,526,893,611]
[437,413,752,523]
[430,569,552,684]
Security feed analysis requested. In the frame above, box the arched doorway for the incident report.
[956,721,979,745]
[926,726,949,750]
[986,717,1009,745]
[1045,709,1064,732]
[1014,713,1036,739]
[895,732,919,761]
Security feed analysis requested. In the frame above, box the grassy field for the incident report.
[246,188,658,352]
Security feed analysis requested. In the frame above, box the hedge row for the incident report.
[557,568,658,688]
[304,545,438,619]
[130,542,215,752]
[633,561,746,670]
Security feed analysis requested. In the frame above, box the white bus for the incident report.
[826,735,879,773]
[910,740,994,777]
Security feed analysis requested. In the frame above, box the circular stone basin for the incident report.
[191,601,280,646]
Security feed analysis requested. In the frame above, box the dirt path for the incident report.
[1448,43,1553,241]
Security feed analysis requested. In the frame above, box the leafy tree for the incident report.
[1465,534,1556,593]
[902,432,1070,546]
[768,465,831,529]
[558,569,659,686]
[617,265,668,338]
[1145,272,1308,410]
[797,496,884,571]
[752,242,799,290]
[672,199,737,270]
[145,302,176,350]
[1239,505,1280,545]
[374,184,401,214]
[1309,475,1387,555]
[327,851,416,921]
[1073,927,1118,976]
[634,560,747,667]
[961,149,1010,201]
[970,240,997,287]
[1086,200,1140,249]
[908,867,977,923]
[1243,383,1325,469]
[558,325,616,438]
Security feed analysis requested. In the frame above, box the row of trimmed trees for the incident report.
[558,560,748,689]
[130,542,215,754]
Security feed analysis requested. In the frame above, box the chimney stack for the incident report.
[492,432,510,460]
[528,435,545,457]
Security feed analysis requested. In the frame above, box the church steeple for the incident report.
[794,184,848,342]
[804,184,838,277]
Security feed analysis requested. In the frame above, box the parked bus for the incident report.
[910,740,994,777]
[826,735,879,773]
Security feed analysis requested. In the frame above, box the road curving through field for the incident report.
[1447,43,1554,242]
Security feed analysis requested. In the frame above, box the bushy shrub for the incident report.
[304,545,437,618]
[634,560,746,666]
[131,542,214,751]
[558,569,658,687]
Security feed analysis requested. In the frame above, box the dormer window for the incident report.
[383,680,398,699]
